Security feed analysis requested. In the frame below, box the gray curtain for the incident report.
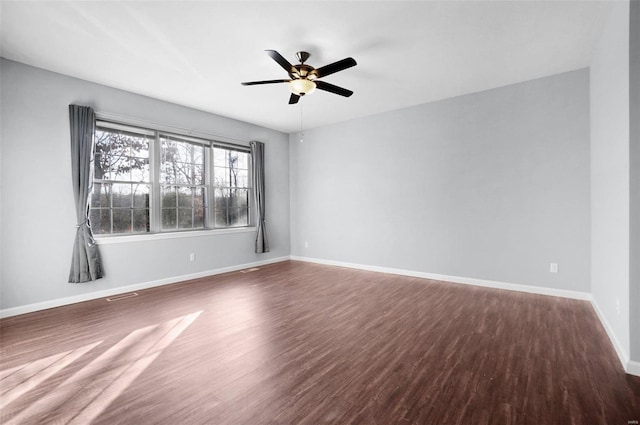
[250,141,269,253]
[68,105,103,283]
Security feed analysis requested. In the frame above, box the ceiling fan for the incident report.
[241,50,357,104]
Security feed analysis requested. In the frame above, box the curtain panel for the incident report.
[68,105,103,283]
[250,141,270,253]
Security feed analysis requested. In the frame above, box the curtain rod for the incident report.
[95,110,252,149]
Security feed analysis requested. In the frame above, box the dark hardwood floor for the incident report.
[1,260,638,424]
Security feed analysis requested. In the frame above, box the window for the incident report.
[213,147,250,227]
[90,121,252,236]
[91,126,152,234]
[160,136,207,231]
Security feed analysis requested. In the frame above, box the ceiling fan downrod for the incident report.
[296,51,311,64]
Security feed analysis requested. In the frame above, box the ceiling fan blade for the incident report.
[265,50,295,75]
[315,81,353,97]
[289,93,300,104]
[315,57,357,78]
[241,79,290,86]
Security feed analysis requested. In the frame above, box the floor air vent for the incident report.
[106,292,139,302]
[240,268,260,274]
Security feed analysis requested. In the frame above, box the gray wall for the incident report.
[629,0,640,362]
[290,69,591,292]
[0,59,290,310]
[590,2,631,359]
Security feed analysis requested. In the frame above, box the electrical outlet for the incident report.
[189,253,195,262]
[304,241,308,248]
[550,263,558,273]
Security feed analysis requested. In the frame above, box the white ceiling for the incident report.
[1,1,613,134]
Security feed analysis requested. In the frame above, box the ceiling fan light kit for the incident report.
[242,50,357,104]
[289,79,316,96]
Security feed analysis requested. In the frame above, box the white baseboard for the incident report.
[627,360,640,376]
[0,256,290,319]
[588,298,638,376]
[290,256,592,300]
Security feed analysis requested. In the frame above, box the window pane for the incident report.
[194,208,205,228]
[130,134,149,158]
[192,145,204,164]
[162,138,206,186]
[229,168,241,188]
[113,209,132,233]
[133,185,150,208]
[94,153,106,179]
[133,146,149,159]
[193,164,205,185]
[162,209,177,230]
[178,208,193,229]
[112,184,132,208]
[178,187,193,207]
[237,152,249,170]
[174,142,188,163]
[227,150,238,168]
[214,166,230,187]
[91,182,111,208]
[160,162,174,184]
[214,188,229,209]
[160,137,174,158]
[162,162,188,184]
[214,187,228,227]
[227,207,247,227]
[161,139,177,182]
[232,189,249,208]
[130,157,150,182]
[110,155,132,181]
[215,207,229,227]
[90,209,111,234]
[133,209,149,232]
[213,147,227,166]
[235,207,249,227]
[94,130,113,180]
[162,186,177,208]
[175,164,191,185]
[235,170,249,188]
[182,163,196,185]
[194,187,206,209]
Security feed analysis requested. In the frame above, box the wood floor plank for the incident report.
[1,260,638,424]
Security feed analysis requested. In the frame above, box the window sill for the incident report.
[95,227,256,245]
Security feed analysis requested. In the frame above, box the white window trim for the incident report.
[95,226,257,245]
[96,112,250,150]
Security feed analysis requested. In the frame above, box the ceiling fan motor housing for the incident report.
[291,64,318,80]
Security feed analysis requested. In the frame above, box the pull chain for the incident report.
[300,104,304,143]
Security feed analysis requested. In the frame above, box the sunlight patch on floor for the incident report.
[2,311,201,425]
[0,341,102,409]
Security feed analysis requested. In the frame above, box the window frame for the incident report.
[91,118,254,238]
